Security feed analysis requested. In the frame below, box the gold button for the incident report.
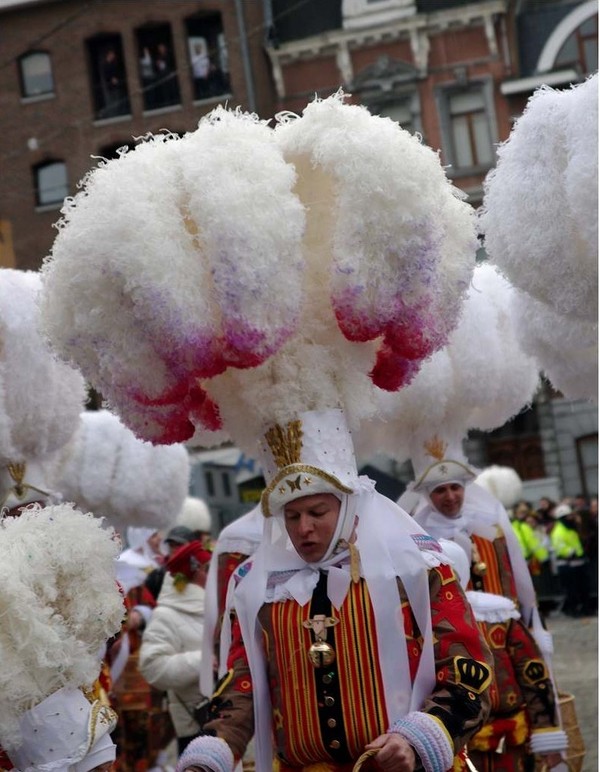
[327,718,337,728]
[324,696,335,707]
[329,740,341,750]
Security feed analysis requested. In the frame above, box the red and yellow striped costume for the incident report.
[202,563,493,771]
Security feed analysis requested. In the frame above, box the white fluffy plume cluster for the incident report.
[0,504,125,750]
[480,75,598,400]
[40,92,476,455]
[50,409,190,532]
[0,269,86,466]
[354,262,541,466]
[474,465,524,509]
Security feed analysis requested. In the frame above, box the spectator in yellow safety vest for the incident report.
[550,503,591,617]
[511,500,549,577]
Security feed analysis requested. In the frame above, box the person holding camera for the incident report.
[139,540,212,754]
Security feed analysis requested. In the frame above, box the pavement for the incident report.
[545,610,598,772]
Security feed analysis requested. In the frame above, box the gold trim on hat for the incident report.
[261,464,354,517]
[413,459,476,491]
[264,420,303,469]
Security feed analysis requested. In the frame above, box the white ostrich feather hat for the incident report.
[0,269,86,511]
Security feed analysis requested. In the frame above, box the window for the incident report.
[19,51,54,98]
[437,82,495,173]
[576,434,598,498]
[449,91,493,168]
[222,471,232,498]
[136,24,180,111]
[375,98,416,134]
[355,58,421,136]
[87,35,130,121]
[555,15,598,75]
[205,470,215,497]
[34,161,68,207]
[186,13,231,101]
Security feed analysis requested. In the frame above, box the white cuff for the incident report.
[388,711,454,772]
[175,736,234,772]
[529,729,568,754]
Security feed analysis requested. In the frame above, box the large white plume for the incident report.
[40,93,477,454]
[50,409,190,532]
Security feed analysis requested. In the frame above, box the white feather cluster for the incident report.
[480,76,598,402]
[40,93,476,451]
[474,465,523,508]
[480,74,598,323]
[0,269,85,465]
[0,503,124,750]
[511,290,597,400]
[355,263,540,462]
[49,410,190,532]
[41,110,305,445]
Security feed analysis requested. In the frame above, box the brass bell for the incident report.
[472,561,487,576]
[307,640,336,668]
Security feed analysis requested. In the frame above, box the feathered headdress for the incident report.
[474,465,523,509]
[40,92,476,462]
[0,503,125,751]
[354,262,541,483]
[0,269,86,508]
[48,409,190,532]
[480,74,598,400]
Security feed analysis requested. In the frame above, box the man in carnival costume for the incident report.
[38,91,499,772]
[0,504,126,772]
[0,269,125,771]
[411,440,567,771]
[176,409,493,772]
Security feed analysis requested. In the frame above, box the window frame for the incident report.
[185,11,232,104]
[435,77,497,177]
[19,50,55,100]
[576,433,599,499]
[33,160,69,209]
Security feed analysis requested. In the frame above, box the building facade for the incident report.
[0,0,596,502]
[264,0,598,500]
[0,0,276,270]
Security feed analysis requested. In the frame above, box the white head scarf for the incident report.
[228,481,448,772]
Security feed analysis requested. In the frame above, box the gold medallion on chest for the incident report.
[303,614,339,668]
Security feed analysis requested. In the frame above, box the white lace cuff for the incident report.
[529,729,569,754]
[175,736,234,772]
[388,711,454,772]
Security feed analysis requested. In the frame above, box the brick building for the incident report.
[0,0,276,270]
[263,0,598,497]
[0,0,596,498]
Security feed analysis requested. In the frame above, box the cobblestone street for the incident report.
[546,611,598,772]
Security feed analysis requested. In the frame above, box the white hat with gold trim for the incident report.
[411,435,476,493]
[7,687,117,772]
[258,408,359,517]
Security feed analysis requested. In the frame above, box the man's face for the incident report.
[283,493,341,563]
[429,482,465,518]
